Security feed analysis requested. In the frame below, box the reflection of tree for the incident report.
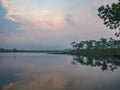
[72,55,120,71]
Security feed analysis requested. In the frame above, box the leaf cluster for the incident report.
[98,0,120,36]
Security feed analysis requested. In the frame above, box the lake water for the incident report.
[0,53,120,90]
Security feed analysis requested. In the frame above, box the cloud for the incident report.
[0,0,116,49]
[5,10,19,22]
[1,0,75,30]
[1,0,7,7]
[18,14,68,31]
[94,0,118,8]
[1,0,116,31]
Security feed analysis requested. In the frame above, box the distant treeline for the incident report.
[0,48,65,53]
[0,48,17,52]
[70,37,120,56]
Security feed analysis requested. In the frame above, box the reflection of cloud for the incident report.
[1,53,120,90]
[2,83,14,90]
[11,73,68,90]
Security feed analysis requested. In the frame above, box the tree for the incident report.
[98,0,120,37]
[78,41,85,50]
[0,48,5,52]
[109,37,114,48]
[71,38,120,51]
[84,40,95,49]
[100,37,107,49]
[13,48,17,52]
[71,42,77,50]
[95,41,102,49]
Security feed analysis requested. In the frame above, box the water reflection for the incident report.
[72,55,120,71]
[0,53,120,90]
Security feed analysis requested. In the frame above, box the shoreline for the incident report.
[1,49,120,58]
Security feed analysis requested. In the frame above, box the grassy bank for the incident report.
[70,48,120,57]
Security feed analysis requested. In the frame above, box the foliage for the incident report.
[71,37,120,50]
[71,37,120,56]
[98,0,120,37]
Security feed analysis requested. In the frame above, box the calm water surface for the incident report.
[0,53,120,90]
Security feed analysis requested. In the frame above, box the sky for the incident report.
[0,0,119,50]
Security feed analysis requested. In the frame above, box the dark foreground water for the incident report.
[0,53,120,90]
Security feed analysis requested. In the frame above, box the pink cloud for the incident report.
[0,0,116,49]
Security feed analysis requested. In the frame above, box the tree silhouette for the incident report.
[98,0,120,37]
[100,37,107,49]
[71,42,77,50]
[70,37,120,56]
